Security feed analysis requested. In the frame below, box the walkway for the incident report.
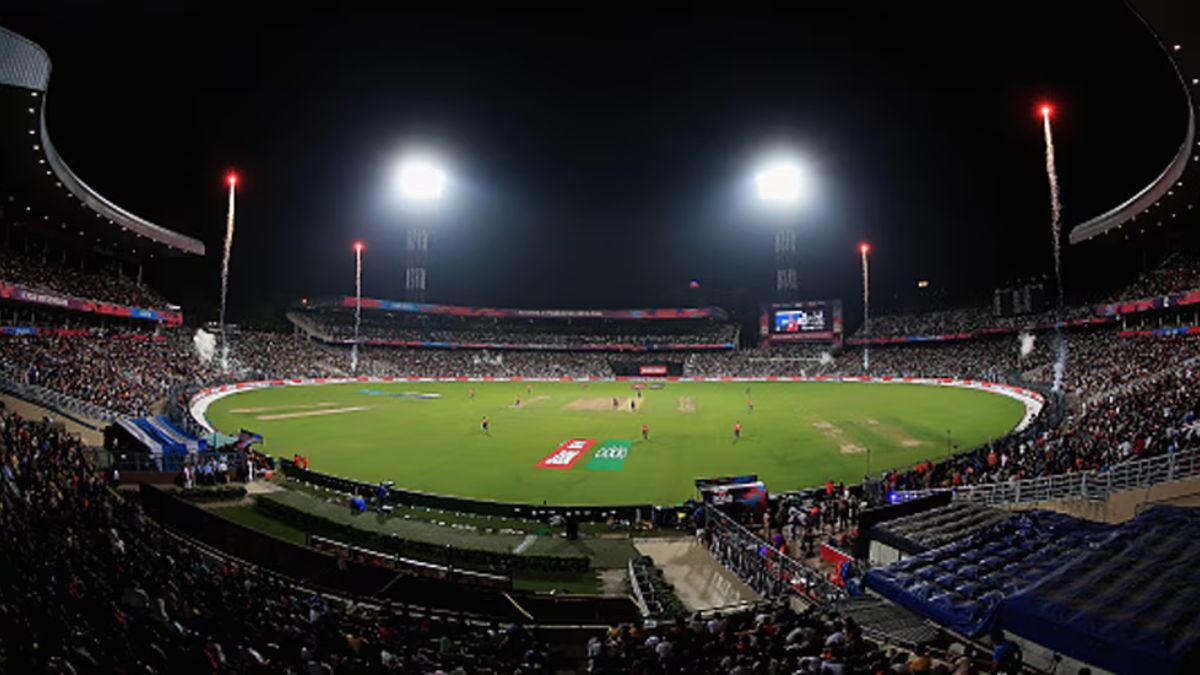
[634,537,759,611]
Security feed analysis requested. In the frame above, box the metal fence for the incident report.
[109,448,249,474]
[949,447,1200,506]
[280,462,651,523]
[705,507,846,605]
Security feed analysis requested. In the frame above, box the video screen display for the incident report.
[773,307,829,333]
[761,299,842,344]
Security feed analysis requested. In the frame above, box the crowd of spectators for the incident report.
[3,321,1194,527]
[586,600,997,674]
[0,332,201,417]
[854,304,1095,339]
[852,253,1200,340]
[5,320,1199,424]
[291,309,740,348]
[0,409,558,673]
[1105,253,1200,303]
[0,252,171,309]
[687,335,1044,382]
[1024,331,1200,401]
[224,332,348,380]
[878,364,1200,498]
[4,403,1003,674]
[0,379,1090,674]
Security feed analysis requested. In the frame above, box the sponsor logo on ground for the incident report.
[535,438,595,469]
[586,440,633,471]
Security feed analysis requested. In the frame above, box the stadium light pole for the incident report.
[755,158,812,300]
[352,241,364,373]
[860,243,871,373]
[391,156,448,303]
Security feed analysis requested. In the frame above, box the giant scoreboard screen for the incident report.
[760,300,843,344]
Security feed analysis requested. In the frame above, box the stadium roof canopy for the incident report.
[0,26,205,258]
[1069,0,1199,244]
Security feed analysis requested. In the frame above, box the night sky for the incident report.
[0,2,1190,330]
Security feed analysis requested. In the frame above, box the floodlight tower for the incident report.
[755,159,811,300]
[392,157,447,303]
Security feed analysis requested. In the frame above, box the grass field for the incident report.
[206,380,1024,505]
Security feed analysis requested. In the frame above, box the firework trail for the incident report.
[352,244,363,373]
[861,244,870,372]
[218,175,237,372]
[1043,109,1064,307]
[1041,106,1067,393]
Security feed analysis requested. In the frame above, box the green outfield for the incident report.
[205,380,1025,505]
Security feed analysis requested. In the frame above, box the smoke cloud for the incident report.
[193,329,216,365]
[1018,332,1036,358]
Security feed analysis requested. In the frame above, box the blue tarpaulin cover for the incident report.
[997,506,1200,675]
[869,502,1011,555]
[864,509,1113,636]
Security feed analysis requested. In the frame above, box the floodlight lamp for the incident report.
[395,158,447,202]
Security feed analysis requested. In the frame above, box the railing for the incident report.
[950,447,1200,506]
[309,535,513,591]
[705,507,846,605]
[627,558,652,617]
[0,372,117,425]
[280,462,651,523]
[110,448,247,474]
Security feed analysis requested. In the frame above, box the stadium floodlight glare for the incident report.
[755,160,809,205]
[394,157,447,203]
